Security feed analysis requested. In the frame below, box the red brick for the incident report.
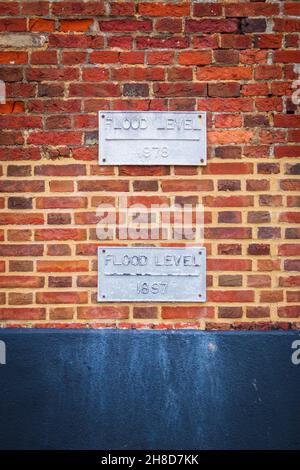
[0,18,26,31]
[29,19,55,32]
[193,3,222,17]
[167,67,192,81]
[31,51,57,65]
[197,66,252,81]
[214,50,239,65]
[110,1,135,16]
[78,180,129,192]
[274,19,300,33]
[193,35,218,49]
[8,293,33,306]
[287,292,300,303]
[107,36,132,49]
[0,308,45,320]
[0,1,19,15]
[247,180,269,191]
[274,50,300,63]
[0,242,40,256]
[255,65,282,80]
[49,34,104,49]
[204,196,254,207]
[60,19,93,32]
[246,307,270,319]
[186,19,238,33]
[154,82,207,98]
[215,115,242,128]
[78,306,129,319]
[37,292,87,304]
[275,146,300,158]
[37,197,87,209]
[178,51,212,65]
[284,3,300,16]
[248,244,270,256]
[100,19,152,32]
[69,83,120,97]
[247,275,271,288]
[208,259,251,271]
[278,306,300,318]
[161,180,213,192]
[274,115,300,128]
[28,131,82,146]
[208,83,240,98]
[37,261,88,273]
[0,276,44,288]
[61,51,86,65]
[136,36,189,49]
[208,291,254,302]
[0,52,28,65]
[133,307,158,319]
[155,18,182,33]
[21,1,49,15]
[284,260,300,271]
[50,181,74,192]
[225,3,279,17]
[278,244,300,256]
[218,211,241,223]
[50,308,74,320]
[254,34,282,49]
[205,228,251,239]
[279,276,300,288]
[221,35,252,49]
[208,129,253,143]
[35,229,86,241]
[260,291,283,303]
[138,2,189,17]
[219,307,243,319]
[162,307,214,319]
[204,163,253,175]
[0,214,44,225]
[53,2,105,16]
[240,50,268,65]
[0,102,24,114]
[48,276,72,287]
[7,230,32,242]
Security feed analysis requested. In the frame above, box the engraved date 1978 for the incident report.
[136,146,169,160]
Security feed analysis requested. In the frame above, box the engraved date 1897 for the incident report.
[137,281,168,295]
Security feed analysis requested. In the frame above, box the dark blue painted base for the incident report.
[0,329,299,450]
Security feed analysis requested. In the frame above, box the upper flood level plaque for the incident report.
[99,111,207,166]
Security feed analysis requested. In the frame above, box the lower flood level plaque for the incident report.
[98,246,206,302]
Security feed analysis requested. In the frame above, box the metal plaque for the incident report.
[99,111,206,165]
[98,246,206,302]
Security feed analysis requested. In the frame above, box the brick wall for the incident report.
[0,0,299,330]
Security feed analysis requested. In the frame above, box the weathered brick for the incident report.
[8,197,32,210]
[218,307,243,319]
[35,229,86,241]
[162,307,213,319]
[186,19,238,33]
[0,276,44,288]
[37,292,88,304]
[77,306,129,319]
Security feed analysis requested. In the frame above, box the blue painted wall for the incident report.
[0,329,299,450]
